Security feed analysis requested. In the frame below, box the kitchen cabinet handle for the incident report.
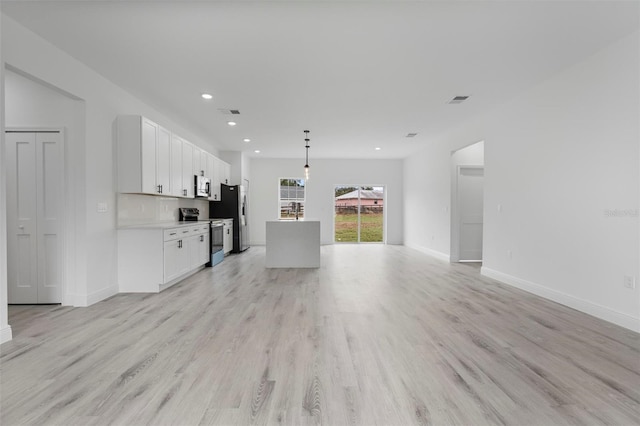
[182,230,189,234]
[200,235,204,242]
[183,189,187,196]
[157,185,162,193]
[178,240,182,248]
[169,232,177,236]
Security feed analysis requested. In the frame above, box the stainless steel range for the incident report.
[179,208,224,267]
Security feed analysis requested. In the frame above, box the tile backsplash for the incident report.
[117,193,209,226]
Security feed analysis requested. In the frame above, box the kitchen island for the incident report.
[265,220,320,268]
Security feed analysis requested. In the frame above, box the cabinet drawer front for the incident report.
[190,224,207,234]
[178,227,193,237]
[163,228,181,241]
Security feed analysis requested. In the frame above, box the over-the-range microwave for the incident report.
[195,175,210,198]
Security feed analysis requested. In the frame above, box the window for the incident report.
[279,178,306,220]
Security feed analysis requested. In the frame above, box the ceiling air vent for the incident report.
[448,95,470,104]
[406,133,418,138]
[218,108,241,115]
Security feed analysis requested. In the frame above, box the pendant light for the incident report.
[303,130,310,180]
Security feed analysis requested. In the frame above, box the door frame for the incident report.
[6,127,67,304]
[451,165,484,262]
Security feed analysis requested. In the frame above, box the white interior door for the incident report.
[7,133,38,302]
[458,167,484,262]
[7,131,63,303]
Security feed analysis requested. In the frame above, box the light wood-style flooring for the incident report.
[1,245,639,425]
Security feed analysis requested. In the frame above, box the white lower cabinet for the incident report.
[163,237,190,283]
[118,223,209,293]
[163,239,181,283]
[198,232,210,266]
[223,219,233,255]
[188,232,209,270]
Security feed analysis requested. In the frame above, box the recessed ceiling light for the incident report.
[201,93,213,100]
[254,150,260,154]
[243,138,251,143]
[375,147,381,151]
[227,121,237,126]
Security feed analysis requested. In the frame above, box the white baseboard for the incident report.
[481,267,640,333]
[75,285,119,307]
[406,243,450,262]
[0,325,13,344]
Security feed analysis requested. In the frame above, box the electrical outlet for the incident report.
[97,202,107,213]
[623,276,636,289]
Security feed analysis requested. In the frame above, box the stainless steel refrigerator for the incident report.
[210,184,249,253]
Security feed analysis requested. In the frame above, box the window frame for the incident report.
[278,178,306,220]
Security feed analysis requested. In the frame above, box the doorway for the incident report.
[6,130,65,303]
[334,185,385,243]
[457,166,484,261]
[450,141,485,263]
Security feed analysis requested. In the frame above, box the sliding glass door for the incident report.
[334,185,384,243]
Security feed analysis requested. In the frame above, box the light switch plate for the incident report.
[623,276,636,289]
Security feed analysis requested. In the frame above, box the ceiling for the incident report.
[2,1,638,159]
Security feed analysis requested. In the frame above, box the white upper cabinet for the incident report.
[140,118,157,194]
[181,140,195,198]
[211,156,222,201]
[117,116,171,195]
[169,133,183,197]
[202,152,213,181]
[157,125,171,194]
[206,153,216,200]
[192,146,204,178]
[221,160,231,186]
[116,115,229,198]
[209,156,231,201]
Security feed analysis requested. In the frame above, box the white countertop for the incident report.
[118,220,226,230]
[266,219,320,223]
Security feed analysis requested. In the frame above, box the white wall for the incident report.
[1,14,220,310]
[250,158,403,245]
[220,150,250,187]
[404,31,639,331]
[0,16,13,344]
